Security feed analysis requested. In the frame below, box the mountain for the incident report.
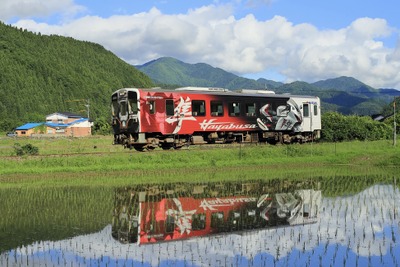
[0,22,153,131]
[256,78,284,89]
[312,76,377,94]
[136,57,265,90]
[137,57,400,115]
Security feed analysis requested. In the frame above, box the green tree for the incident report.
[321,112,391,142]
[93,118,112,135]
[0,22,154,132]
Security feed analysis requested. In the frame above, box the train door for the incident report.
[165,98,187,135]
[301,100,321,133]
[146,97,176,135]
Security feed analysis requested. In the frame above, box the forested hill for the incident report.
[137,57,400,115]
[0,22,153,131]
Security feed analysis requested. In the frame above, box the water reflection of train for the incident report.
[112,180,322,245]
[111,87,321,151]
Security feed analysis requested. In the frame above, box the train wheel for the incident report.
[133,145,145,152]
[278,132,284,144]
[161,143,173,150]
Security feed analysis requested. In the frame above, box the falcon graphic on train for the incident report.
[111,87,321,151]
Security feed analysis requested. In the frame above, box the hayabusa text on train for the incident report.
[111,87,321,151]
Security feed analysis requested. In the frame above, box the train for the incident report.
[112,180,322,244]
[111,87,321,151]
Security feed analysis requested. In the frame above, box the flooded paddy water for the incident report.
[1,176,399,267]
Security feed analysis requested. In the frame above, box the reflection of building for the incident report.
[15,112,93,137]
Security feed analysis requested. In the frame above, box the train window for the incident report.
[128,91,138,114]
[165,215,175,233]
[210,101,223,116]
[149,101,155,115]
[192,213,206,230]
[303,103,309,117]
[245,103,256,116]
[244,209,257,226]
[313,104,318,116]
[166,99,175,116]
[111,93,118,116]
[229,102,241,116]
[120,101,128,116]
[192,100,205,116]
[303,203,310,217]
[211,212,224,228]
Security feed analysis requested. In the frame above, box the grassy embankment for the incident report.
[0,135,399,188]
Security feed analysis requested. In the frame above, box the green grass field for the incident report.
[0,136,399,188]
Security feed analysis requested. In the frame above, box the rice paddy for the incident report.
[0,136,399,266]
[0,177,399,266]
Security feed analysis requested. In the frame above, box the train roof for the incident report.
[113,87,319,99]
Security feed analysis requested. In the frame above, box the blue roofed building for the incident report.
[15,123,45,136]
[14,112,93,137]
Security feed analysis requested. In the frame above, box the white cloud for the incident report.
[9,4,400,88]
[0,0,85,21]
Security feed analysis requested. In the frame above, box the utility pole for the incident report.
[85,99,90,120]
[66,99,90,119]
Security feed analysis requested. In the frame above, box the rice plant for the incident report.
[0,176,399,267]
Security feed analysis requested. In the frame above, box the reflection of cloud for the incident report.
[1,185,399,266]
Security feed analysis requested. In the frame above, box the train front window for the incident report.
[111,93,118,116]
[120,100,128,116]
[313,104,318,116]
[192,100,205,116]
[128,91,138,115]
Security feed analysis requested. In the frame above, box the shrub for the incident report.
[321,112,392,142]
[13,143,39,156]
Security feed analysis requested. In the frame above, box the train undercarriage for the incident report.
[113,130,321,151]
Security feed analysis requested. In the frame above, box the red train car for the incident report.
[112,183,321,245]
[111,87,321,151]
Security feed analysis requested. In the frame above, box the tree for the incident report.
[93,118,112,135]
[321,112,391,142]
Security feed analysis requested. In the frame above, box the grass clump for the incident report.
[13,143,39,156]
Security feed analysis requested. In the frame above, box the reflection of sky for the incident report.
[1,185,399,267]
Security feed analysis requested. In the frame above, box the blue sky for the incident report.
[1,0,400,88]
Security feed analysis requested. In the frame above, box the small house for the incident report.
[15,112,93,137]
[15,123,45,137]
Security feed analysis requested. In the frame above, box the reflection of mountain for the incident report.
[1,185,399,266]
